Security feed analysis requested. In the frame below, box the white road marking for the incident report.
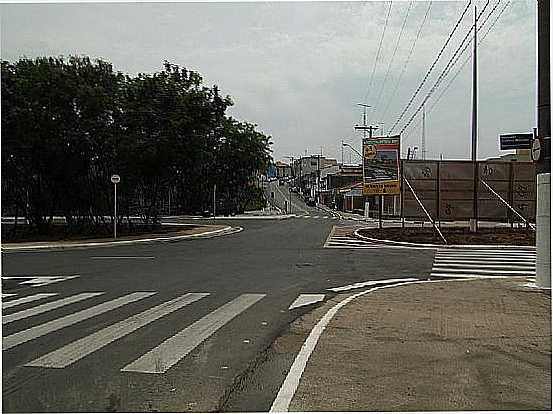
[121,293,265,374]
[288,294,325,310]
[2,293,17,298]
[328,278,419,292]
[90,256,155,259]
[3,292,104,324]
[3,292,155,350]
[2,275,79,287]
[26,293,209,368]
[270,278,480,412]
[431,267,535,275]
[2,293,58,309]
[430,273,512,279]
[434,257,536,263]
[432,263,534,270]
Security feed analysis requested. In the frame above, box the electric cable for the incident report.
[389,0,472,135]
[372,1,414,124]
[401,1,511,143]
[398,0,491,135]
[363,1,393,105]
[380,1,432,127]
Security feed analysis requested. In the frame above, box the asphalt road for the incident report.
[2,202,435,412]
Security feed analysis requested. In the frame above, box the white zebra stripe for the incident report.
[3,292,155,350]
[3,292,104,324]
[121,294,265,374]
[25,293,209,368]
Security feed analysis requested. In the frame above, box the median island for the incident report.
[357,226,535,246]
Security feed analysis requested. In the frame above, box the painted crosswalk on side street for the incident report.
[431,247,536,279]
[3,290,326,373]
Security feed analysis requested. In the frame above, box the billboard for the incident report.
[363,135,401,195]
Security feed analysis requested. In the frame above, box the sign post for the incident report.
[111,174,120,239]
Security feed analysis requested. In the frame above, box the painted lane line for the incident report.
[3,292,156,350]
[289,294,325,310]
[430,273,513,279]
[91,256,156,259]
[121,294,265,374]
[434,253,536,259]
[431,267,535,275]
[2,293,17,298]
[328,278,419,292]
[435,250,536,256]
[434,257,536,263]
[2,293,58,310]
[432,263,535,270]
[3,292,104,324]
[26,293,209,369]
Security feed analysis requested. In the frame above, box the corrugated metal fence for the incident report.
[401,160,536,222]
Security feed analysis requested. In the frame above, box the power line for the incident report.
[398,0,492,135]
[380,1,432,127]
[428,0,507,113]
[372,1,414,124]
[401,1,511,141]
[389,0,472,135]
[363,1,393,105]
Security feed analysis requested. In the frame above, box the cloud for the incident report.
[1,1,537,162]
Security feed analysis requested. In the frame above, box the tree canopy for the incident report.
[2,56,272,233]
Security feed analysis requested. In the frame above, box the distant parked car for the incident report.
[306,198,316,207]
[279,179,285,186]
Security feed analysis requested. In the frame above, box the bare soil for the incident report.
[358,226,535,246]
[1,223,200,243]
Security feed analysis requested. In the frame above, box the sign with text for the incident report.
[499,133,533,150]
[363,135,401,195]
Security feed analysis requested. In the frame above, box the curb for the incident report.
[196,214,295,220]
[353,228,536,250]
[1,225,236,252]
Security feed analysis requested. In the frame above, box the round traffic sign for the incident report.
[531,138,541,161]
[111,174,121,184]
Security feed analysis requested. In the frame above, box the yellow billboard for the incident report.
[362,135,401,195]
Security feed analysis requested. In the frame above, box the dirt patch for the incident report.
[358,227,535,246]
[1,223,201,243]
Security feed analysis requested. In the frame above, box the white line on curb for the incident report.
[269,278,486,412]
[1,226,236,252]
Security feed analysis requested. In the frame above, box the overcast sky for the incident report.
[1,1,537,163]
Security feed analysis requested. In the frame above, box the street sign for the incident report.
[532,138,541,161]
[499,133,533,150]
[362,135,401,195]
[111,174,120,184]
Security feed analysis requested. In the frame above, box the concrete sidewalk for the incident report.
[287,278,551,411]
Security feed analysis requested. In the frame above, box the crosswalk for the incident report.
[431,247,536,280]
[324,226,383,249]
[2,290,326,373]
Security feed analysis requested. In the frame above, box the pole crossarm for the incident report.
[404,176,448,244]
[479,178,536,231]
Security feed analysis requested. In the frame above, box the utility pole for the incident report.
[470,3,479,233]
[421,104,426,160]
[536,0,550,288]
[341,139,344,165]
[354,106,380,227]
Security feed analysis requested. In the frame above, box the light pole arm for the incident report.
[342,142,363,159]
